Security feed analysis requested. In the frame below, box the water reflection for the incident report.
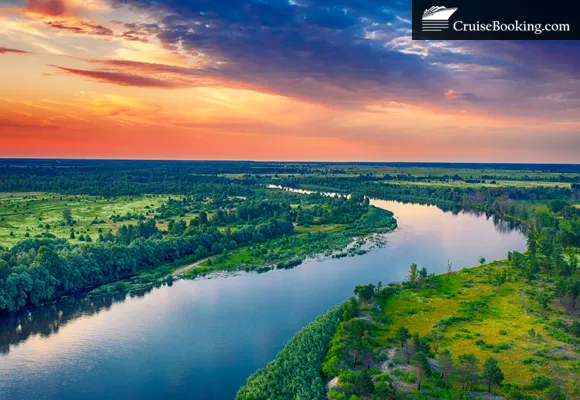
[0,286,157,355]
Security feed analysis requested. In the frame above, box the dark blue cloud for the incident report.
[108,0,580,118]
[111,0,447,104]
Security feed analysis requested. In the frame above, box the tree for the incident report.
[199,211,209,225]
[349,320,371,369]
[397,327,410,347]
[354,284,375,304]
[431,331,445,354]
[356,368,374,396]
[436,349,453,388]
[482,357,504,393]
[408,263,418,287]
[494,269,508,288]
[417,267,428,289]
[62,208,73,226]
[457,353,479,391]
[446,260,453,275]
[404,338,417,364]
[411,352,430,391]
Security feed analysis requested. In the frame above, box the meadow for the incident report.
[0,193,194,246]
[319,259,580,400]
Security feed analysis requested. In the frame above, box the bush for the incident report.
[525,375,551,390]
[393,368,416,383]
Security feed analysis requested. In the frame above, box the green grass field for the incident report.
[336,262,580,397]
[0,193,191,245]
[379,264,578,392]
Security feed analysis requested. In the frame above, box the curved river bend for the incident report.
[0,201,526,400]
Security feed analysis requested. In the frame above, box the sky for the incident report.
[0,0,579,162]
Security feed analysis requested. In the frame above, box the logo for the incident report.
[422,6,458,31]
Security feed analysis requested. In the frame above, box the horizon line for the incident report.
[1,157,580,166]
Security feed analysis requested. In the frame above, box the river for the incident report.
[0,200,526,399]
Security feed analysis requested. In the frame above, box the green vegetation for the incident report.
[236,306,343,400]
[0,193,178,245]
[318,200,580,399]
[0,169,396,312]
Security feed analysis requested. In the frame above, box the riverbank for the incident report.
[75,205,397,300]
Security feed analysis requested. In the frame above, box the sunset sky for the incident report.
[1,0,579,162]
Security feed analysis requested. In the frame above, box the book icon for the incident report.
[422,6,458,31]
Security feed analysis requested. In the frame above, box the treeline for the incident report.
[235,306,342,400]
[381,173,580,184]
[0,218,293,312]
[276,177,580,224]
[0,162,257,196]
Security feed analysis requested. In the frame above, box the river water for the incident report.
[0,200,526,400]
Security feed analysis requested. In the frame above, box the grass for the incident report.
[372,262,580,396]
[0,192,193,245]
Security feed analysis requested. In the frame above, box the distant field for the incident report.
[0,193,190,245]
[379,180,572,188]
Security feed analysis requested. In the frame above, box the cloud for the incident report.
[27,0,71,16]
[0,118,60,129]
[0,47,31,54]
[444,89,482,102]
[49,64,194,88]
[108,0,446,106]
[45,19,113,36]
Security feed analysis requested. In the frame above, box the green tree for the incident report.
[63,208,73,226]
[397,327,410,347]
[408,263,418,287]
[354,284,375,304]
[457,353,479,391]
[199,211,208,225]
[356,369,374,396]
[436,349,453,388]
[431,331,445,354]
[411,352,430,391]
[482,356,504,393]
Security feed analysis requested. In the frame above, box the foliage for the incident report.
[236,306,342,400]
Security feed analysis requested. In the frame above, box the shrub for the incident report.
[393,368,415,383]
[525,375,551,390]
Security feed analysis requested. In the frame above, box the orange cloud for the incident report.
[0,47,31,54]
[27,0,72,16]
[45,20,113,36]
[49,65,193,88]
